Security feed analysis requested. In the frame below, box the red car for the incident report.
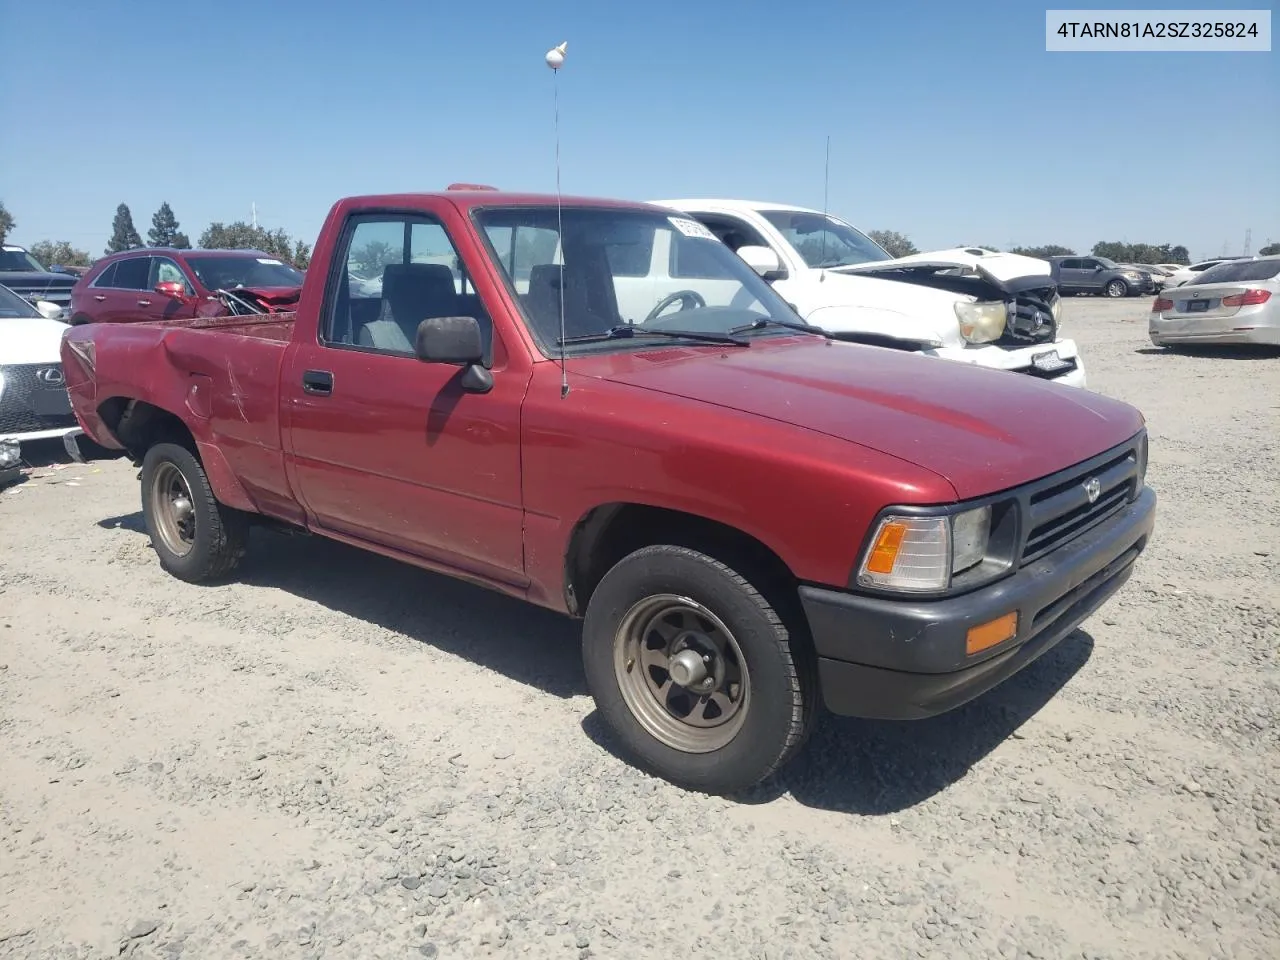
[68,247,304,325]
[60,189,1156,794]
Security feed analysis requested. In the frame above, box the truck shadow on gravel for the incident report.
[584,630,1094,815]
[95,518,588,699]
[1136,345,1280,359]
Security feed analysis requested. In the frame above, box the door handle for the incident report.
[137,298,152,306]
[93,295,106,302]
[302,370,333,396]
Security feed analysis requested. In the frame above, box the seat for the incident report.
[523,252,620,341]
[358,263,459,352]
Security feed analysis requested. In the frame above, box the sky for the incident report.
[2,0,1276,262]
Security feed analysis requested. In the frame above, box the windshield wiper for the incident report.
[728,317,832,338]
[557,325,750,347]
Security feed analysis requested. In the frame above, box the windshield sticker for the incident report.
[668,217,718,241]
[256,258,284,265]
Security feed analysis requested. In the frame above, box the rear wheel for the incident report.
[140,442,248,583]
[68,314,93,326]
[582,545,815,794]
[1105,278,1129,298]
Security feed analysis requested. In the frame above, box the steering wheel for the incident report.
[643,289,707,325]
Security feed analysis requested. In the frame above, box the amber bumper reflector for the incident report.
[966,612,1019,656]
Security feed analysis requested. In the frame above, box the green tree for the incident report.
[1258,242,1280,257]
[867,230,918,259]
[199,221,309,267]
[293,240,312,270]
[147,202,190,248]
[1010,244,1075,258]
[0,201,13,245]
[106,203,143,254]
[29,240,92,268]
[1092,241,1191,265]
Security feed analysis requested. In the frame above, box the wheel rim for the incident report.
[148,461,196,558]
[613,594,750,753]
[1108,281,1124,297]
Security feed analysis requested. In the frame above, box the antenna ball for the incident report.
[545,41,567,69]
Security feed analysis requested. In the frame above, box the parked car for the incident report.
[68,247,305,325]
[0,282,84,453]
[61,188,1156,794]
[1046,256,1156,298]
[1122,264,1171,290]
[655,199,1086,387]
[1149,255,1279,347]
[0,244,78,318]
[1163,257,1253,289]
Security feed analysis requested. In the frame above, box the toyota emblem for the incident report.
[37,367,65,386]
[1083,477,1101,504]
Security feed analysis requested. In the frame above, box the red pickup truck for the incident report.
[61,189,1156,794]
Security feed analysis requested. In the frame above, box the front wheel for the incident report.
[140,442,248,583]
[582,545,815,794]
[1105,278,1129,298]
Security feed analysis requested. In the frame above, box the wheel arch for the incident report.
[563,503,801,623]
[97,397,256,512]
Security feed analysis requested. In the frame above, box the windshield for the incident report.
[473,206,804,352]
[1190,258,1280,285]
[1096,257,1119,268]
[184,255,304,290]
[0,249,48,272]
[758,210,891,269]
[0,284,42,318]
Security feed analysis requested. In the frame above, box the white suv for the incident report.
[652,199,1087,388]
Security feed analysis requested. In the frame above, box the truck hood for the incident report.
[0,271,78,291]
[574,339,1141,499]
[832,247,1053,297]
[0,315,68,366]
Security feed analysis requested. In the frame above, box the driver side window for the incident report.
[325,216,492,356]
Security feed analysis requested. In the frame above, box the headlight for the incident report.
[0,370,6,401]
[857,505,992,592]
[1123,271,1141,280]
[1050,295,1064,326]
[954,301,1007,344]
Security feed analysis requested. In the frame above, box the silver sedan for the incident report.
[1149,256,1280,347]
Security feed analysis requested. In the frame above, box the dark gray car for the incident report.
[1048,256,1156,298]
[0,245,78,316]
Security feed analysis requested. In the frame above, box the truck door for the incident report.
[281,207,530,589]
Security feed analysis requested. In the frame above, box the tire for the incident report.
[140,442,248,583]
[68,314,93,326]
[1105,278,1129,298]
[582,544,815,794]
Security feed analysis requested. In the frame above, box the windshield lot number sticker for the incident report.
[669,217,718,241]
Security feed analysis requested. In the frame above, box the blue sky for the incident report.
[2,0,1276,260]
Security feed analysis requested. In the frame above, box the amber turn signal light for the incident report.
[966,611,1018,656]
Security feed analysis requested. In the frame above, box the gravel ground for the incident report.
[1,298,1277,960]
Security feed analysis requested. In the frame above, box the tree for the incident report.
[867,230,918,259]
[1010,244,1075,258]
[1092,241,1190,265]
[29,240,92,268]
[148,202,190,248]
[1259,242,1280,257]
[198,221,309,268]
[0,201,13,245]
[106,203,143,254]
[293,240,312,270]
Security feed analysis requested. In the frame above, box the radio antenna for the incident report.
[819,135,830,283]
[546,41,569,398]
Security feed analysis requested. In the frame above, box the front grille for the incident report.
[0,363,77,437]
[1019,440,1141,564]
[9,285,74,306]
[1000,286,1059,346]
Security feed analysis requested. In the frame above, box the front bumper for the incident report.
[801,485,1156,720]
[931,337,1088,388]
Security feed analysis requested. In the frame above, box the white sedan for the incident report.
[0,283,85,454]
[1149,256,1280,347]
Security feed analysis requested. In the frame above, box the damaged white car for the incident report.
[0,283,84,458]
[653,199,1086,388]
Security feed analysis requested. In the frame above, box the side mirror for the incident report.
[736,245,787,282]
[414,316,493,393]
[1093,264,1104,272]
[155,280,188,299]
